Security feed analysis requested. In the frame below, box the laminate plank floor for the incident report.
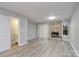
[0,39,77,57]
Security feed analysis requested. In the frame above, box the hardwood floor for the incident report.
[0,38,77,57]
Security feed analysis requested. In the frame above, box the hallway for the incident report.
[0,39,77,57]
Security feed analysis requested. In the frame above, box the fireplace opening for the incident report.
[51,32,59,38]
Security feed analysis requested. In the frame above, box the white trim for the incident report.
[28,36,37,40]
[19,41,28,46]
[69,41,79,57]
[0,47,10,53]
[18,19,21,47]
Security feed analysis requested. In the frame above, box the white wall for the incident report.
[0,15,10,52]
[19,16,28,46]
[70,4,79,56]
[37,23,49,39]
[27,20,37,40]
[0,8,28,52]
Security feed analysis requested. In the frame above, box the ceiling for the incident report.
[0,2,78,23]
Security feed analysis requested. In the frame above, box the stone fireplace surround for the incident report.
[49,21,62,39]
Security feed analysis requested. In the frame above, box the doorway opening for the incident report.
[10,17,19,49]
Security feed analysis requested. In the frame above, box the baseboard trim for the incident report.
[0,47,10,53]
[19,42,28,46]
[28,36,37,40]
[69,41,79,57]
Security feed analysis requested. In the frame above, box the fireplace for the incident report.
[51,32,59,38]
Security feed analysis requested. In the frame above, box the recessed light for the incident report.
[48,16,56,20]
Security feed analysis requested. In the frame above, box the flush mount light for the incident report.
[48,16,56,20]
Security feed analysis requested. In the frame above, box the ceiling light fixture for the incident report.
[48,16,56,20]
